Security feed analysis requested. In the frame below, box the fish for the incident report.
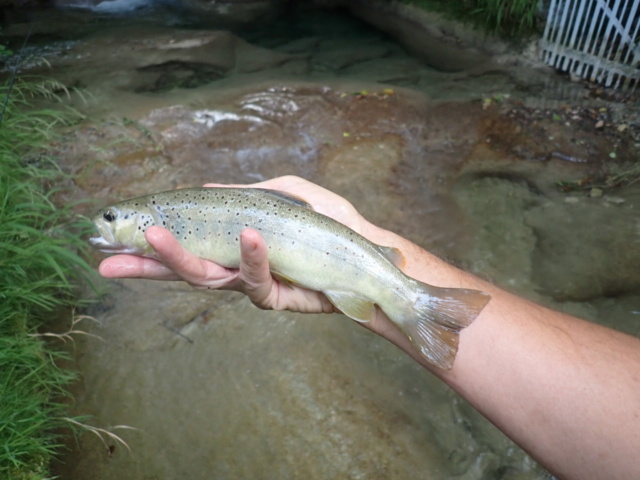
[89,187,490,369]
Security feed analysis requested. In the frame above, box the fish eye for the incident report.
[103,210,116,222]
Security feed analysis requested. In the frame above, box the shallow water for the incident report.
[4,2,638,479]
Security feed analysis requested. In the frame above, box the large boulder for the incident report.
[315,0,499,72]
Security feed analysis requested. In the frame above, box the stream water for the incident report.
[3,2,639,479]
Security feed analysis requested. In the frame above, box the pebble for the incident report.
[604,196,626,205]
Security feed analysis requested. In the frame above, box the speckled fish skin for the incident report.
[90,187,490,369]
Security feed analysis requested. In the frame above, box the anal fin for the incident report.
[324,290,376,323]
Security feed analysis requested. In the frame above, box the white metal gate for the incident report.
[540,0,640,89]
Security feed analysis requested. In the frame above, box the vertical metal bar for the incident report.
[550,0,573,67]
[620,0,640,65]
[546,0,564,66]
[596,0,622,59]
[541,0,640,90]
[588,0,609,82]
[601,0,624,64]
[582,0,604,57]
[542,0,559,64]
[567,0,590,76]
[568,0,588,51]
[542,0,558,42]
[561,0,581,70]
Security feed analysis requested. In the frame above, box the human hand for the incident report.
[97,176,372,314]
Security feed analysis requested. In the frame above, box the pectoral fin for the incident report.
[272,271,298,288]
[324,290,376,323]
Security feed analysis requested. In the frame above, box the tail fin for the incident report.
[399,284,490,370]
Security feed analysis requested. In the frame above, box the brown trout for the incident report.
[90,187,489,369]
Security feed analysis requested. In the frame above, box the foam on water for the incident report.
[64,0,156,13]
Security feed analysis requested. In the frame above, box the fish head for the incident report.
[89,203,157,255]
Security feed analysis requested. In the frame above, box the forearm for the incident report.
[364,223,640,480]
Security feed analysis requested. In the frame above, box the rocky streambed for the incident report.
[3,2,638,479]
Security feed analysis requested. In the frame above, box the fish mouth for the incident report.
[88,235,140,254]
[89,218,140,255]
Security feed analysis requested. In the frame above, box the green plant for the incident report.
[397,0,541,37]
[0,336,75,478]
[0,77,96,479]
[0,26,13,57]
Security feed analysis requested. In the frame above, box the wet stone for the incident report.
[134,61,227,93]
[453,175,539,296]
[526,194,640,301]
[28,4,640,480]
[88,279,222,351]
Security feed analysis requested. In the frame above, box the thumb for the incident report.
[238,229,276,308]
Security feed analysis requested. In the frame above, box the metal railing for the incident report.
[540,0,640,89]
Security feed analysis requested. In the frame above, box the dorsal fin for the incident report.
[378,245,406,268]
[256,188,314,209]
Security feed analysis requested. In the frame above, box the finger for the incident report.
[203,175,307,190]
[202,182,262,188]
[145,226,235,288]
[98,254,182,280]
[238,228,276,308]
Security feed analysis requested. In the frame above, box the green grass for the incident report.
[0,77,96,479]
[395,0,541,37]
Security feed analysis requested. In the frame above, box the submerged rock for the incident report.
[31,27,305,99]
[179,0,289,25]
[319,0,501,72]
[29,5,638,479]
[526,195,640,301]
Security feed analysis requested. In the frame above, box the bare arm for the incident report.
[98,176,640,480]
[360,224,640,480]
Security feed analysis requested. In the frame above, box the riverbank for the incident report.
[0,78,94,480]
